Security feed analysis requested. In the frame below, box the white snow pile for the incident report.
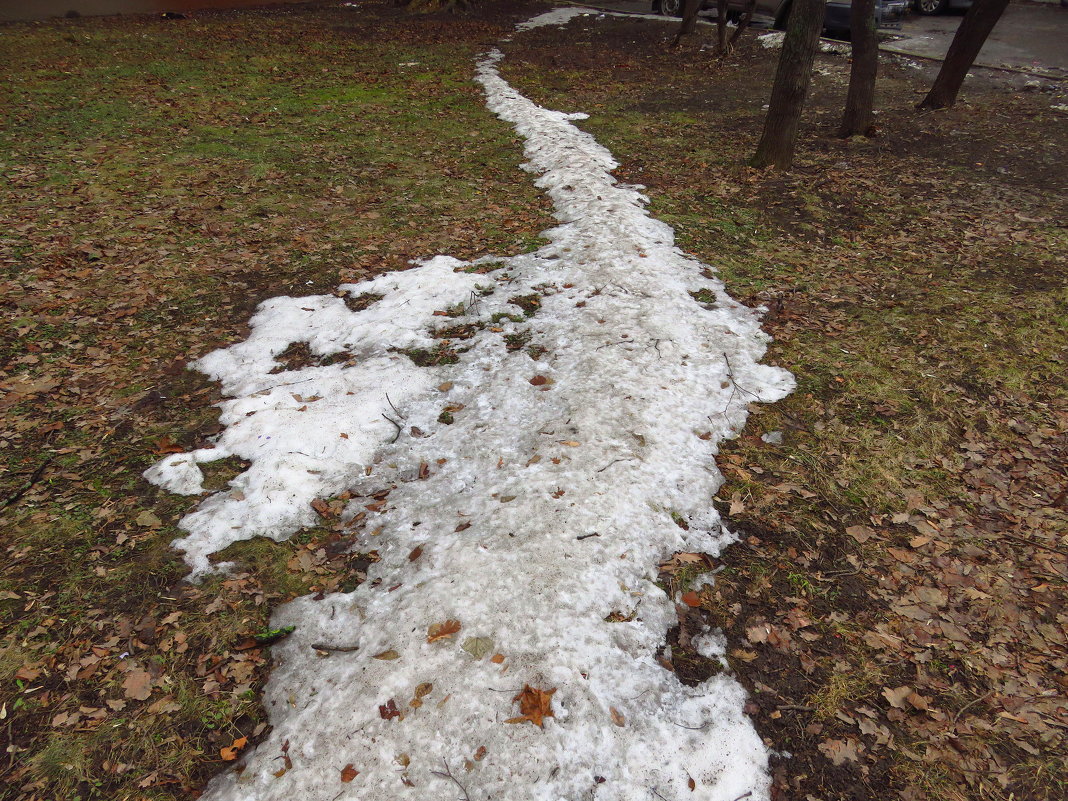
[756,31,785,49]
[145,261,486,577]
[149,9,794,801]
[818,39,850,55]
[514,6,592,31]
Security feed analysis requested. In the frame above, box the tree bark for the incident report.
[750,0,827,170]
[839,0,878,137]
[676,0,702,38]
[918,0,1010,110]
[728,0,758,48]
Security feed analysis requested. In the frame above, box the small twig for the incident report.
[951,690,995,725]
[1,457,54,509]
[776,704,815,712]
[431,758,471,801]
[381,414,402,443]
[998,530,1068,558]
[596,458,630,473]
[723,353,760,401]
[669,719,708,731]
[817,568,861,580]
[650,788,669,801]
[310,643,359,653]
[576,532,600,540]
[384,393,404,419]
[731,793,753,801]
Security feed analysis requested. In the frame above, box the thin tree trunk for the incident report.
[674,0,702,43]
[717,0,728,52]
[839,0,878,137]
[918,0,1009,110]
[750,0,827,169]
[728,0,758,47]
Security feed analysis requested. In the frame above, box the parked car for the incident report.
[653,0,909,37]
[914,0,972,15]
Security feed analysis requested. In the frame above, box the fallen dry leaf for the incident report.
[818,737,859,766]
[461,637,494,660]
[122,668,153,701]
[882,685,912,709]
[219,736,248,762]
[845,525,875,543]
[427,619,462,643]
[379,699,401,720]
[153,435,185,455]
[506,684,556,727]
[135,510,163,529]
[340,764,359,783]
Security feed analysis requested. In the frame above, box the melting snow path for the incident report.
[148,9,793,801]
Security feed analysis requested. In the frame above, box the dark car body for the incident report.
[654,0,909,35]
[915,0,973,15]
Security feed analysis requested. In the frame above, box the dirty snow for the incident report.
[757,31,785,49]
[150,9,793,801]
[515,6,592,31]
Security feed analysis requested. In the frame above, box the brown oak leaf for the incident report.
[427,619,461,643]
[219,737,248,762]
[506,684,556,727]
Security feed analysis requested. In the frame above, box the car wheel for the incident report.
[660,0,684,16]
[915,0,948,15]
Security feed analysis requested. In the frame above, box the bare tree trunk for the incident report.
[728,0,758,47]
[839,0,878,136]
[918,0,1009,110]
[717,0,728,52]
[750,0,827,169]
[674,0,702,43]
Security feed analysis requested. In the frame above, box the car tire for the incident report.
[660,0,685,16]
[915,0,948,15]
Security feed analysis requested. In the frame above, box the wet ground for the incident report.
[587,0,1068,76]
[887,2,1068,77]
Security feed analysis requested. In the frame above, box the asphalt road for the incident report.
[585,1,1068,77]
[886,2,1067,76]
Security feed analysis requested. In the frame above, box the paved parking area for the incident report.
[586,0,1068,77]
